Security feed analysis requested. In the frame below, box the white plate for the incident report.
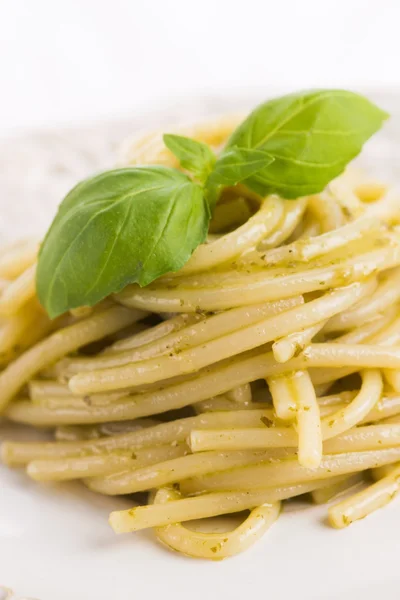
[1,92,400,600]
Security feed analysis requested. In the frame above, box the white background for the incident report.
[0,0,400,134]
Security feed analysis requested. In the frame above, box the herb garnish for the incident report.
[37,89,388,317]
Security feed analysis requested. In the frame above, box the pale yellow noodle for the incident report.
[0,264,36,316]
[310,473,365,504]
[0,299,44,354]
[53,425,103,442]
[383,369,400,392]
[33,392,128,407]
[310,312,400,385]
[106,313,202,353]
[86,449,289,496]
[189,428,296,452]
[256,199,308,251]
[303,345,400,370]
[152,487,280,560]
[192,395,243,413]
[317,391,356,407]
[53,418,163,442]
[31,392,131,409]
[328,463,400,528]
[28,381,127,405]
[307,192,345,232]
[328,173,366,217]
[335,308,398,344]
[28,452,136,481]
[320,369,382,439]
[272,321,326,363]
[28,381,79,399]
[292,371,322,468]
[295,212,320,240]
[69,306,94,318]
[259,217,380,267]
[0,306,145,412]
[181,447,400,495]
[30,396,98,410]
[266,374,297,420]
[194,400,338,419]
[27,444,187,482]
[324,424,400,453]
[81,417,162,436]
[189,421,400,455]
[362,394,400,423]
[325,267,400,332]
[108,479,356,533]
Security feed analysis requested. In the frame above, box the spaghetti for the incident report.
[2,114,400,560]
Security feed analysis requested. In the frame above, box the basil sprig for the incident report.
[163,135,274,210]
[37,89,388,317]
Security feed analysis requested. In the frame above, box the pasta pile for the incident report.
[2,117,400,559]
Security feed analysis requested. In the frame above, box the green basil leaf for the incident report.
[163,134,216,182]
[226,89,388,198]
[37,167,209,318]
[208,148,274,186]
